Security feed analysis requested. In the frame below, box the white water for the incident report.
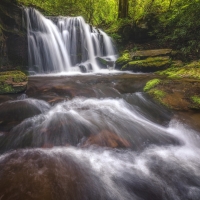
[25,8,117,74]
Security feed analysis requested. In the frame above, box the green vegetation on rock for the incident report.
[191,96,200,105]
[122,56,170,72]
[144,78,161,92]
[0,71,28,94]
[158,60,200,79]
[116,51,131,68]
[148,89,166,102]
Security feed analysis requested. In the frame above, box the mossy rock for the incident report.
[115,51,131,69]
[190,96,200,109]
[131,49,172,60]
[158,60,200,79]
[122,56,171,72]
[143,78,161,92]
[0,71,28,94]
[144,78,200,111]
[96,57,115,69]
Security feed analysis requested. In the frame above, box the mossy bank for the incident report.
[0,71,28,94]
[116,49,172,72]
[144,61,200,111]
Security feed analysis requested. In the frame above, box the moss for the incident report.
[0,71,27,82]
[122,56,170,72]
[149,89,165,99]
[158,60,200,79]
[144,78,161,92]
[128,57,170,67]
[116,52,131,66]
[148,89,167,106]
[0,84,13,93]
[0,70,27,94]
[191,96,200,104]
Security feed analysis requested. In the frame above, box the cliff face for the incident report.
[0,0,28,71]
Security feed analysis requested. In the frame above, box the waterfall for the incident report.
[25,8,117,74]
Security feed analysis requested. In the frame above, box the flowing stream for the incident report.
[0,8,200,200]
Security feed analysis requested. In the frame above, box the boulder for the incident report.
[0,98,50,132]
[131,49,172,60]
[122,56,170,72]
[115,51,131,69]
[0,71,27,94]
[96,57,115,69]
[82,130,130,148]
[0,149,110,200]
[144,61,200,110]
[79,65,87,73]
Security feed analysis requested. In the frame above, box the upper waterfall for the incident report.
[25,8,117,74]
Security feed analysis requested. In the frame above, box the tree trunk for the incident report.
[118,0,129,19]
[169,0,173,9]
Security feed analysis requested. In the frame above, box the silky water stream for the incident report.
[0,74,200,200]
[0,8,200,200]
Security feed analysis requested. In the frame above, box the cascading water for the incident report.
[1,7,200,200]
[1,79,200,199]
[25,8,117,74]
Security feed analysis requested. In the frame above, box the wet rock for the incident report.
[26,76,97,102]
[96,57,115,69]
[82,130,130,148]
[0,98,50,131]
[122,56,170,72]
[37,112,93,147]
[0,71,27,94]
[79,65,87,73]
[144,78,200,111]
[0,149,111,200]
[1,110,94,151]
[143,60,200,111]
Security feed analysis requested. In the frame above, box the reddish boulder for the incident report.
[82,130,130,148]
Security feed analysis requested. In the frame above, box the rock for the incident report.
[96,57,115,69]
[0,71,27,94]
[115,51,131,69]
[122,56,170,72]
[0,98,50,132]
[0,149,110,200]
[82,130,130,148]
[131,49,172,60]
[119,23,152,42]
[145,78,200,111]
[0,0,28,70]
[79,65,87,73]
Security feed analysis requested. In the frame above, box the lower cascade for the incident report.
[25,8,117,74]
[1,6,200,200]
[1,80,200,199]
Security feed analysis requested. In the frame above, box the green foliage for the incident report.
[151,0,200,56]
[144,78,161,91]
[17,0,118,26]
[191,96,200,105]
